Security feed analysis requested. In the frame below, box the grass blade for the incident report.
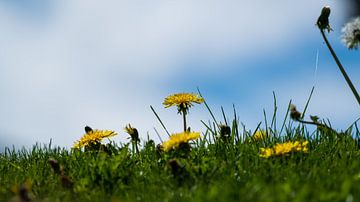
[150,105,170,137]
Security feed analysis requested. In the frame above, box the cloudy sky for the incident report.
[0,1,359,151]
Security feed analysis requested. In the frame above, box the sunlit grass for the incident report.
[1,90,359,201]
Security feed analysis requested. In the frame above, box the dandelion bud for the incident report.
[219,124,231,136]
[84,126,93,133]
[18,185,31,202]
[219,124,231,142]
[290,104,301,121]
[124,124,140,143]
[156,144,164,157]
[317,6,332,32]
[320,6,331,18]
[310,115,320,123]
[48,158,61,175]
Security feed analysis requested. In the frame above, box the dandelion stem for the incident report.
[182,109,187,132]
[297,119,338,135]
[132,142,135,155]
[136,143,139,154]
[319,29,360,106]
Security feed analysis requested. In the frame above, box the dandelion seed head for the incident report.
[342,17,360,49]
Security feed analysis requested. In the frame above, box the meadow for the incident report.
[1,90,359,202]
[1,6,360,202]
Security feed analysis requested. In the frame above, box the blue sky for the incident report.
[0,1,359,151]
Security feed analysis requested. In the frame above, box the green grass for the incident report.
[1,103,360,202]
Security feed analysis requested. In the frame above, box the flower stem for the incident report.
[320,29,360,106]
[134,141,139,155]
[297,119,335,133]
[132,142,135,155]
[182,110,187,132]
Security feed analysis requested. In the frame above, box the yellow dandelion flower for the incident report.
[162,131,200,152]
[259,140,309,158]
[300,141,309,153]
[163,93,204,113]
[73,127,117,149]
[259,148,274,158]
[124,124,140,142]
[252,130,268,141]
[274,142,293,155]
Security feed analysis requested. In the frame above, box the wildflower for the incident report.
[317,6,332,32]
[73,126,117,149]
[162,131,200,152]
[342,17,360,49]
[259,148,273,158]
[124,124,140,154]
[252,130,268,141]
[163,92,204,132]
[163,93,204,114]
[259,140,309,158]
[124,124,140,143]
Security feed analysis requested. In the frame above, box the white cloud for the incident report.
[0,1,353,150]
